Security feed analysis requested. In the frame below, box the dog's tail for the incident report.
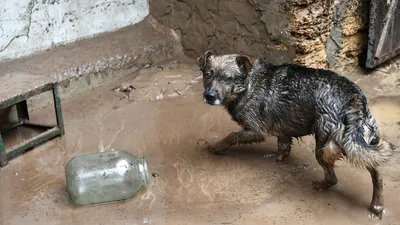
[333,103,395,169]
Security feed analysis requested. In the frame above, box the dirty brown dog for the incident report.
[196,50,395,219]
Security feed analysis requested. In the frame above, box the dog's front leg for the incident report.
[211,130,264,154]
[276,137,292,162]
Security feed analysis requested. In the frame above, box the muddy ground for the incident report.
[0,57,399,225]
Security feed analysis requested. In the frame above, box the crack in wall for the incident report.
[0,0,36,53]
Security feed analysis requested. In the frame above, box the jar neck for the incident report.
[138,158,150,185]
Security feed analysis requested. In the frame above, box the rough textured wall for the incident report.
[288,0,334,68]
[337,0,369,68]
[289,0,369,69]
[151,0,370,69]
[150,0,295,65]
[0,0,149,61]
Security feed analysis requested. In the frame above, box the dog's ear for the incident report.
[196,50,213,71]
[236,55,253,75]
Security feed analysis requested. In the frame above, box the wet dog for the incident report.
[196,50,395,219]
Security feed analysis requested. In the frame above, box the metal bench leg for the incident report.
[0,134,7,167]
[16,100,30,121]
[53,84,65,136]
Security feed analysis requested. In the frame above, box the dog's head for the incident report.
[196,50,255,106]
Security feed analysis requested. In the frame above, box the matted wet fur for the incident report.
[196,50,395,219]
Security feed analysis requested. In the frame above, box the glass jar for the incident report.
[65,150,149,206]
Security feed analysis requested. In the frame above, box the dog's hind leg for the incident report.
[210,130,264,154]
[276,137,292,162]
[367,166,384,218]
[313,136,342,190]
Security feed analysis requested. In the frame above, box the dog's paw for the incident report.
[369,204,384,219]
[210,140,231,154]
[197,139,230,154]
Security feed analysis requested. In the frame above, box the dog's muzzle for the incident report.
[203,90,222,105]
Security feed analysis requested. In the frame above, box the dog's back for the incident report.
[244,60,393,168]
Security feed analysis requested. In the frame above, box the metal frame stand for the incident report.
[0,83,65,167]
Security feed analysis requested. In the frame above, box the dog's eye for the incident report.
[204,70,213,79]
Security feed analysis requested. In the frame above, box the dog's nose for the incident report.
[204,92,216,102]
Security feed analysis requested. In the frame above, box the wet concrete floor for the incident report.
[0,58,400,225]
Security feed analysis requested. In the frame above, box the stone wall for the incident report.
[288,0,334,69]
[150,0,370,69]
[338,0,369,68]
[0,0,149,61]
[289,0,369,69]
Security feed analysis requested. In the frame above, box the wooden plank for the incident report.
[366,0,400,68]
[375,0,399,57]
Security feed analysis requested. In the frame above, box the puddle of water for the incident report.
[369,96,400,123]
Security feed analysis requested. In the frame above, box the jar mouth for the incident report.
[141,158,150,185]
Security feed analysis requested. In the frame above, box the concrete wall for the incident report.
[150,0,296,65]
[0,0,149,61]
[150,0,370,69]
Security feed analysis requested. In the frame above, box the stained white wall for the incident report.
[0,0,149,61]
